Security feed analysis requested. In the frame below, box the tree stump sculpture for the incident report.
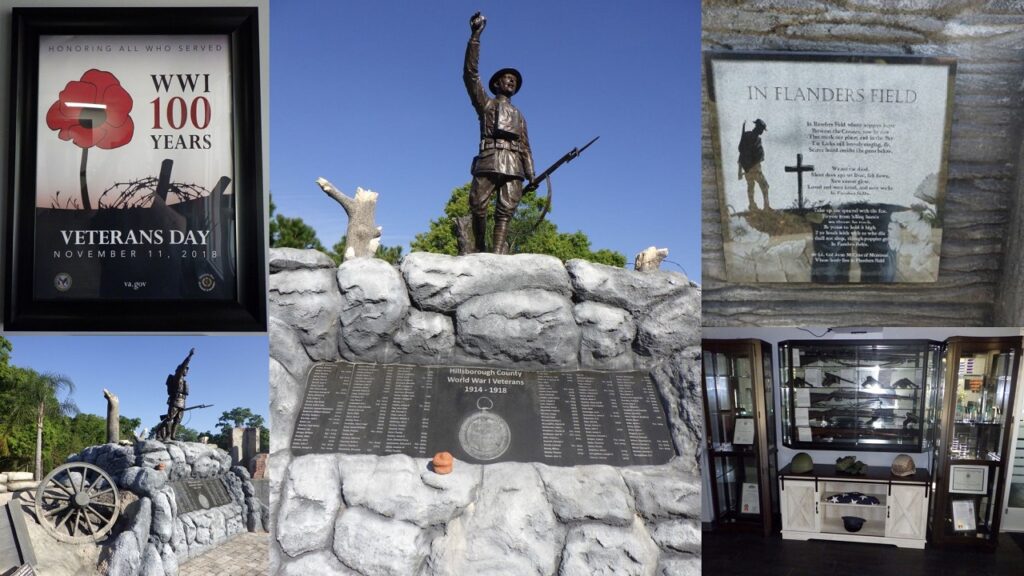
[102,388,119,444]
[316,178,381,261]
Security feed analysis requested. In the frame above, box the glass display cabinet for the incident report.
[778,340,942,452]
[930,336,1021,547]
[702,340,777,535]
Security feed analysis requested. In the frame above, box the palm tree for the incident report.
[3,369,79,480]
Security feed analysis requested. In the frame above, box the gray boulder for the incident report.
[536,464,633,526]
[393,309,456,360]
[276,454,342,557]
[456,289,580,367]
[270,265,342,362]
[119,466,167,498]
[401,252,571,312]
[270,315,314,381]
[425,463,563,576]
[336,258,409,359]
[151,488,175,543]
[621,463,700,520]
[141,542,166,576]
[270,357,303,453]
[333,507,431,576]
[658,554,699,576]
[279,550,360,575]
[634,292,700,358]
[270,247,336,273]
[650,519,700,554]
[567,259,692,313]
[574,301,637,369]
[340,454,479,528]
[560,518,660,576]
[107,531,142,576]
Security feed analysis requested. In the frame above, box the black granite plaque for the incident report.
[291,362,676,466]
[169,478,233,514]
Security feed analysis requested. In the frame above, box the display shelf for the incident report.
[779,340,941,452]
[703,340,777,535]
[931,336,1022,548]
[819,516,885,538]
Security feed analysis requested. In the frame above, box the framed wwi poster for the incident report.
[6,7,265,331]
[705,52,955,284]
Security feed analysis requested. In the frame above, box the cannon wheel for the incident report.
[34,462,120,543]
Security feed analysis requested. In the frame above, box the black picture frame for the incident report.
[6,7,266,332]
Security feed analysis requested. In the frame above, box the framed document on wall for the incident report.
[6,7,265,331]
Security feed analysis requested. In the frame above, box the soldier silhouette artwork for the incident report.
[154,348,194,441]
[464,12,536,254]
[738,118,770,211]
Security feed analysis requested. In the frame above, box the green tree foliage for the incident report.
[269,197,325,251]
[211,407,270,454]
[0,369,79,480]
[271,196,405,265]
[410,184,626,266]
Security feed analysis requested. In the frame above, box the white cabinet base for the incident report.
[779,466,929,549]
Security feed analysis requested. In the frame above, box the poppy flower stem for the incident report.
[79,147,92,211]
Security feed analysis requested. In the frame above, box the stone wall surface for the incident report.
[702,0,1024,326]
[66,440,267,576]
[268,249,702,576]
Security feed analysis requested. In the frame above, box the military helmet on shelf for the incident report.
[891,454,916,477]
[791,452,814,473]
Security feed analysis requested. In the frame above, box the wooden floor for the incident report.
[703,530,1024,576]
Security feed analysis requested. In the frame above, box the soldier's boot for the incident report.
[493,219,510,255]
[747,186,758,211]
[762,184,771,210]
[472,215,488,253]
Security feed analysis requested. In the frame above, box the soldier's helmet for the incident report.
[791,452,814,473]
[489,68,522,95]
[891,454,916,477]
[753,118,767,131]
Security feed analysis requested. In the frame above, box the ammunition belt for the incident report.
[480,139,521,152]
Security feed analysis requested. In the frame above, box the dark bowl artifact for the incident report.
[842,516,866,532]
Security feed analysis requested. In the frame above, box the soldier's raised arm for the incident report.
[464,12,489,116]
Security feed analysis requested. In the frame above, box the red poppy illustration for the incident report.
[46,69,134,210]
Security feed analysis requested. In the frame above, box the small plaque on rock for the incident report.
[169,478,233,514]
[291,362,677,466]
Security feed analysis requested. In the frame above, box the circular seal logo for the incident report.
[458,397,511,461]
[198,273,216,292]
[54,273,72,292]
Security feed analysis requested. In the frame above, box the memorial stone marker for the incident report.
[291,362,676,466]
[706,53,955,283]
[168,477,233,515]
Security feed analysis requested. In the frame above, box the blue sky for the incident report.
[6,336,268,434]
[270,1,702,280]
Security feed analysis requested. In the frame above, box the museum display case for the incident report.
[702,340,778,535]
[779,340,943,452]
[930,336,1022,547]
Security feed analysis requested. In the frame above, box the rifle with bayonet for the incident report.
[508,136,599,251]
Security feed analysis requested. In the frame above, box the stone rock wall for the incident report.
[68,440,267,576]
[269,249,702,576]
[702,0,1024,326]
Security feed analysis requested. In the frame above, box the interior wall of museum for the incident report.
[0,0,271,328]
[701,0,1024,326]
[701,326,1024,522]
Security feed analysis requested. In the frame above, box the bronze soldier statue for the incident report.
[464,12,535,254]
[738,119,770,211]
[155,348,194,441]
